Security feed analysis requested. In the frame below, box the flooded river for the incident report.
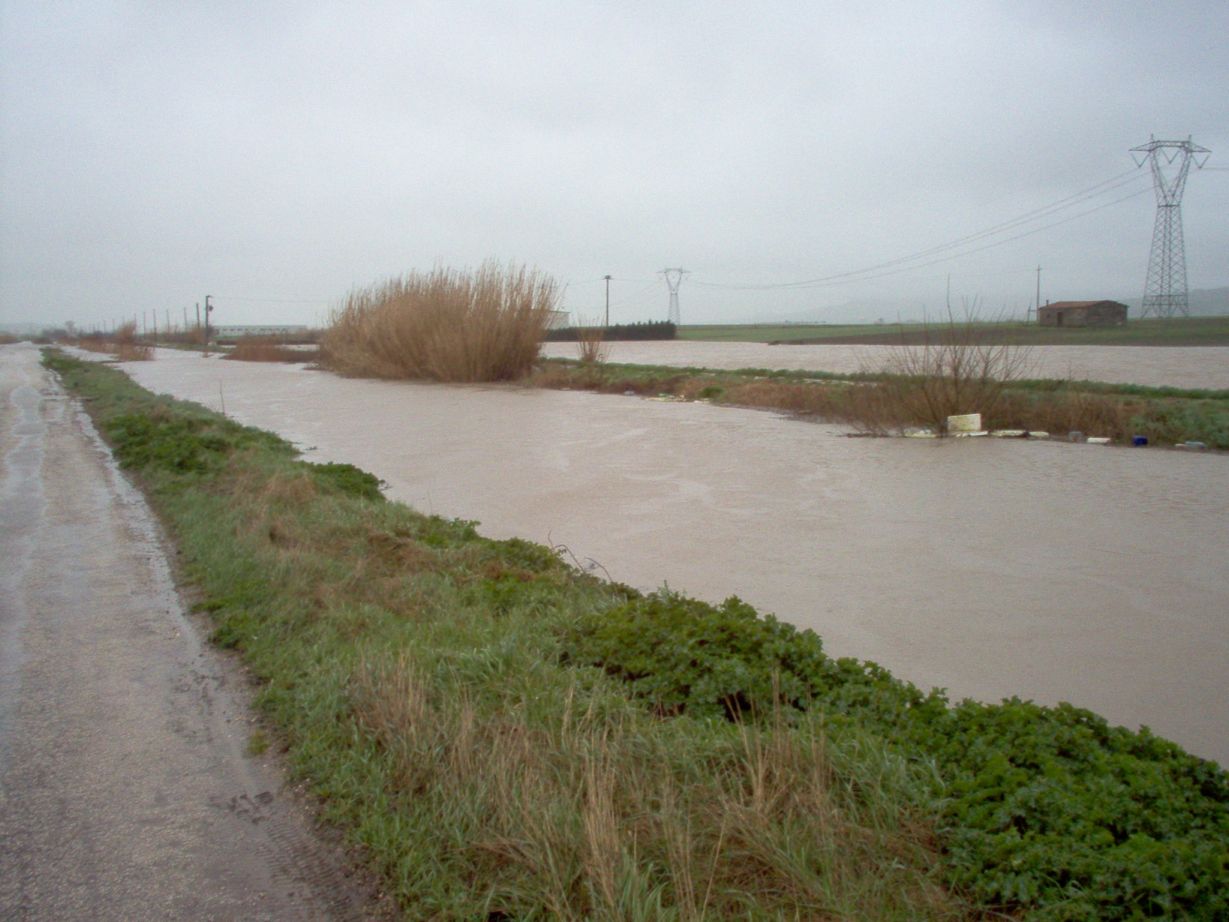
[120,349,1229,765]
[542,340,1229,390]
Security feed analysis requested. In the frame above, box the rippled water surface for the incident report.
[542,340,1229,389]
[124,350,1229,764]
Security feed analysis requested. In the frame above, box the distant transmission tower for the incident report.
[660,268,689,324]
[1131,136,1211,318]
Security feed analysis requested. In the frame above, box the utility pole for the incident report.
[1131,136,1211,318]
[659,268,689,325]
[1033,265,1041,323]
[204,295,213,354]
[603,275,612,328]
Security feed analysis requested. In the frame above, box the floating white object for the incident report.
[1029,431,1049,439]
[990,429,1026,438]
[903,427,937,439]
[1086,436,1111,445]
[947,413,982,432]
[952,430,989,438]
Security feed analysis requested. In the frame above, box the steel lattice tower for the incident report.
[660,268,689,324]
[1131,136,1211,318]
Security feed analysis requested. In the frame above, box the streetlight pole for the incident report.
[603,275,612,328]
[204,295,213,354]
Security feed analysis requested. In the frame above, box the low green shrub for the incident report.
[562,590,1229,919]
[309,461,385,502]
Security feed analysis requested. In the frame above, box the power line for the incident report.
[697,185,1151,291]
[693,167,1151,291]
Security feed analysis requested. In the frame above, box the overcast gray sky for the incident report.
[2,1,1226,330]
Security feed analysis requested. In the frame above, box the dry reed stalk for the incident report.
[321,262,558,382]
[574,318,607,365]
[76,322,154,361]
[225,337,311,363]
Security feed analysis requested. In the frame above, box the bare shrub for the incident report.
[321,262,559,382]
[863,309,1033,432]
[574,318,606,365]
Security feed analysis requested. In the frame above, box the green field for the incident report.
[680,315,1229,346]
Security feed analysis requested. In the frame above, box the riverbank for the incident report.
[530,358,1229,451]
[44,349,1229,919]
[680,315,1229,346]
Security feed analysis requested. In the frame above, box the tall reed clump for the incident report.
[321,262,558,382]
[860,310,1033,433]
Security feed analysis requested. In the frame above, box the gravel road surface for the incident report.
[0,344,384,920]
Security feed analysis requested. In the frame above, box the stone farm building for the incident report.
[1037,300,1128,328]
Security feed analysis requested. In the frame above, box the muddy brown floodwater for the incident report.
[541,340,1229,389]
[118,348,1229,766]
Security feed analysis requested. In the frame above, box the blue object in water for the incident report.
[1132,435,1148,446]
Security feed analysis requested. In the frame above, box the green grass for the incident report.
[681,316,1229,346]
[45,349,1229,919]
[531,358,1229,449]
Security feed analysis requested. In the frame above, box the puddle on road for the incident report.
[125,350,1229,765]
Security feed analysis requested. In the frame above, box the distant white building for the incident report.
[212,324,310,340]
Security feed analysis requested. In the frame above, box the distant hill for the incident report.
[1121,286,1229,317]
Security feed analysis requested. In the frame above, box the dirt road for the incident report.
[0,344,382,920]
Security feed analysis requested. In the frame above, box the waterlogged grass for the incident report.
[45,349,1229,919]
[532,358,1229,449]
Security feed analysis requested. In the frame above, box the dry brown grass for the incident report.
[75,322,153,361]
[990,389,1141,440]
[321,262,558,382]
[224,337,316,363]
[351,655,963,920]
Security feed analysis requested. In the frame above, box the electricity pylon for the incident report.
[1131,136,1211,318]
[660,268,689,324]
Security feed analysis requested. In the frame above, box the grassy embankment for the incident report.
[679,315,1229,346]
[531,359,1229,451]
[45,347,1229,920]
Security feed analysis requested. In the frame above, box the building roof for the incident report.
[1039,300,1126,311]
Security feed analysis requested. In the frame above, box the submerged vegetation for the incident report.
[320,262,558,382]
[72,320,154,362]
[46,349,1229,919]
[531,358,1229,450]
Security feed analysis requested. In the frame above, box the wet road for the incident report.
[0,345,378,920]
